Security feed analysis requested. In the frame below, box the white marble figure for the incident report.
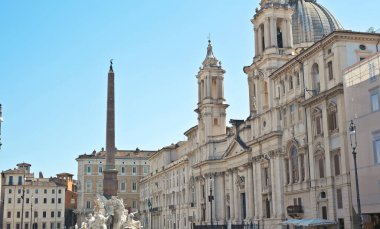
[79,194,142,229]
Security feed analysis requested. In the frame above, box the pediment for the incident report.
[223,139,247,158]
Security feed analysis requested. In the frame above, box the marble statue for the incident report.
[79,194,142,229]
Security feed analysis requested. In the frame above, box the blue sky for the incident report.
[0,0,379,178]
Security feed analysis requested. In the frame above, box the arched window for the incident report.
[328,102,338,133]
[290,146,299,182]
[312,63,320,93]
[277,28,283,48]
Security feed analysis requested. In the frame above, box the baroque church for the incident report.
[139,0,380,228]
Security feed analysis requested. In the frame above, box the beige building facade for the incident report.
[140,0,380,229]
[344,52,380,229]
[1,163,66,229]
[75,149,154,224]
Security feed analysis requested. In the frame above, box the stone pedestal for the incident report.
[103,169,118,198]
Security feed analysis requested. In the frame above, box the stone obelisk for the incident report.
[103,60,118,198]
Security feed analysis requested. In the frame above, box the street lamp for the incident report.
[349,120,363,229]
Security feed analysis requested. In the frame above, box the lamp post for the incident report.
[208,184,214,226]
[349,120,363,229]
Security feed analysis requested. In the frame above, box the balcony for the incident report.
[149,207,162,213]
[287,205,304,218]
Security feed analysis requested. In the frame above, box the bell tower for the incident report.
[195,40,228,144]
[245,0,295,117]
[253,0,294,57]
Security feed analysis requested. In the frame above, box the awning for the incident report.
[281,218,337,227]
[281,219,301,225]
[297,218,337,226]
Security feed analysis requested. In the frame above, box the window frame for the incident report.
[370,89,380,112]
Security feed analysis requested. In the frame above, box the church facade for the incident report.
[139,1,380,229]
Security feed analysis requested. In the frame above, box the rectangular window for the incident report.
[374,138,380,164]
[58,198,61,204]
[298,198,302,206]
[43,198,47,204]
[58,211,61,217]
[337,189,343,209]
[8,188,12,194]
[289,76,294,90]
[51,223,54,229]
[26,198,29,204]
[143,165,148,174]
[44,189,47,194]
[8,176,13,185]
[371,90,380,112]
[6,224,10,229]
[51,211,54,218]
[58,189,62,194]
[87,165,91,174]
[52,189,55,194]
[132,182,137,192]
[35,189,38,194]
[132,166,137,175]
[35,198,38,204]
[132,200,137,208]
[43,211,46,218]
[328,61,334,80]
[369,62,376,81]
[7,211,11,218]
[290,104,295,124]
[17,211,21,218]
[17,198,21,204]
[264,167,270,187]
[57,223,61,229]
[98,165,103,174]
[315,115,322,136]
[8,198,11,204]
[86,200,91,209]
[34,211,38,218]
[121,166,125,174]
[26,211,29,218]
[18,176,22,185]
[121,182,126,191]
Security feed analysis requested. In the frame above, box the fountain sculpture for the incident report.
[78,194,142,229]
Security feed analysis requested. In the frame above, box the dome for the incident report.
[290,0,343,46]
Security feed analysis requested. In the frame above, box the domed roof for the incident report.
[290,0,343,45]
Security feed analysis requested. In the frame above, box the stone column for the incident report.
[215,173,225,222]
[264,18,270,49]
[287,17,293,48]
[270,158,276,217]
[252,161,259,219]
[254,28,259,56]
[257,26,263,55]
[246,164,254,221]
[282,20,288,48]
[234,170,240,223]
[207,74,212,98]
[270,17,277,47]
[228,170,235,221]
